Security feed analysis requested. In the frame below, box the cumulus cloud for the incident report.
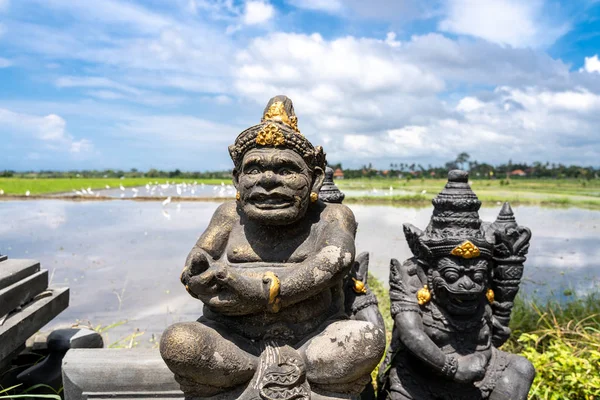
[582,55,600,74]
[438,0,570,48]
[243,1,275,25]
[0,108,93,153]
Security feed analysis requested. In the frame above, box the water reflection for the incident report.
[0,200,598,344]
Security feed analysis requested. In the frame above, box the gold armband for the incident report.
[263,271,281,313]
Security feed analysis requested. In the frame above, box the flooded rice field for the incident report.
[0,200,598,345]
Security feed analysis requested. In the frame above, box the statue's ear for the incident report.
[403,223,432,260]
[311,166,325,193]
[232,168,240,189]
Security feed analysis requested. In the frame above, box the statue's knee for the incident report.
[160,322,212,370]
[306,321,385,383]
[511,355,536,382]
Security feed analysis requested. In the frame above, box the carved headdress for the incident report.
[228,95,326,171]
[404,170,494,263]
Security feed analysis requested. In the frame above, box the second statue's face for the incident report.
[432,256,489,315]
[236,148,313,225]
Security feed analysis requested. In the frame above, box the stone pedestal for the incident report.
[62,349,184,400]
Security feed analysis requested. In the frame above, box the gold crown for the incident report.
[263,101,300,133]
[256,123,285,146]
[451,240,481,259]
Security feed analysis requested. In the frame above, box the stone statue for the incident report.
[160,95,385,400]
[377,170,535,400]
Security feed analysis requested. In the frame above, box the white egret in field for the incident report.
[162,196,172,206]
[176,185,182,195]
[0,189,4,195]
[25,190,30,196]
[120,184,125,191]
[421,190,427,195]
[105,185,110,189]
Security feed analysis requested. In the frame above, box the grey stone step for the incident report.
[0,259,40,290]
[62,348,183,400]
[0,270,48,318]
[0,287,69,364]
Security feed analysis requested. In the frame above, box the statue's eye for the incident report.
[246,167,260,175]
[473,272,484,283]
[279,168,293,176]
[444,271,459,283]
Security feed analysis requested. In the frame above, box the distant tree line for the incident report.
[328,153,600,180]
[1,153,598,180]
[0,168,233,179]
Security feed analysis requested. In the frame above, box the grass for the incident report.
[1,177,599,208]
[339,177,600,209]
[0,177,228,196]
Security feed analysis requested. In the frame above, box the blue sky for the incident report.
[1,0,600,171]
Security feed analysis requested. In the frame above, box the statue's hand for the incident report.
[454,354,486,383]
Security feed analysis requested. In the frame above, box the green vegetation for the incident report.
[1,177,600,209]
[339,177,600,209]
[370,275,600,399]
[0,177,226,196]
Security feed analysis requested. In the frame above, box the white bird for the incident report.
[25,190,30,197]
[105,185,111,189]
[120,193,125,198]
[176,185,182,195]
[0,189,4,195]
[75,190,83,196]
[120,184,125,191]
[162,196,172,206]
[421,190,427,195]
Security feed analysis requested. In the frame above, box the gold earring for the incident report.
[310,192,318,203]
[417,285,431,305]
[486,288,495,303]
[236,192,241,201]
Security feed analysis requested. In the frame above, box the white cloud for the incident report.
[56,76,186,106]
[456,97,484,112]
[0,57,11,68]
[582,55,600,74]
[438,0,570,48]
[288,0,343,13]
[243,1,274,25]
[0,108,93,154]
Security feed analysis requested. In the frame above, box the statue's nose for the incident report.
[457,276,475,290]
[260,170,278,188]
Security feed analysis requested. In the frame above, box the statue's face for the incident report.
[235,148,321,225]
[431,256,489,315]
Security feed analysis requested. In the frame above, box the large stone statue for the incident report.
[378,170,535,400]
[160,96,385,400]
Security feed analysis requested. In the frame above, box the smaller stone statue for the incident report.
[378,170,535,400]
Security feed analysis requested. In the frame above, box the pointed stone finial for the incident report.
[495,202,516,223]
[319,167,345,203]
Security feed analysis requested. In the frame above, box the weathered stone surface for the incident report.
[62,349,183,400]
[0,255,8,262]
[0,269,48,318]
[160,96,385,399]
[318,167,345,203]
[0,258,40,290]
[0,287,69,363]
[18,329,104,391]
[378,170,535,400]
